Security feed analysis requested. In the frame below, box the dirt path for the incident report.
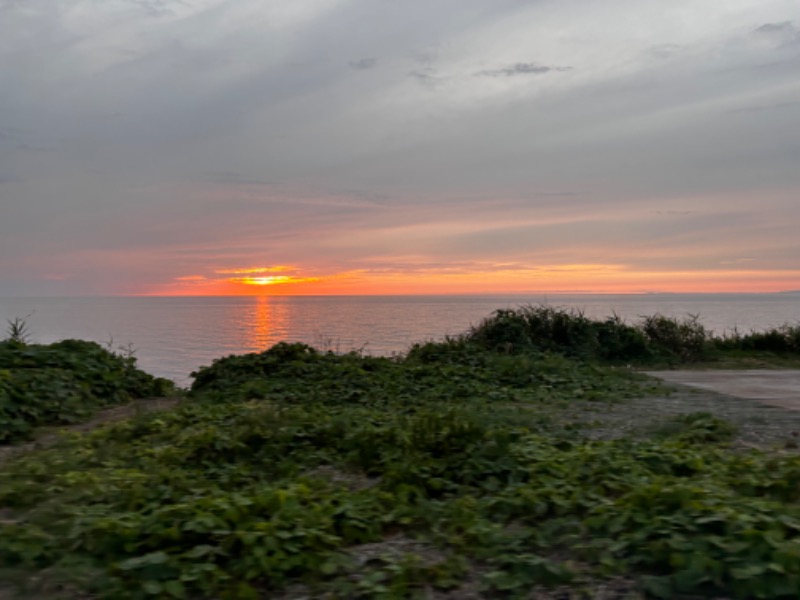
[0,397,182,466]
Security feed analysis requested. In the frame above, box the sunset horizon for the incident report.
[4,3,800,593]
[2,1,799,298]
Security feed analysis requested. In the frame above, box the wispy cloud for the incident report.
[407,68,447,87]
[349,58,376,70]
[174,275,207,281]
[477,62,571,77]
[126,0,185,18]
[215,266,295,275]
[729,100,800,114]
[753,21,800,47]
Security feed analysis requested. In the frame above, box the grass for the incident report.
[2,311,800,598]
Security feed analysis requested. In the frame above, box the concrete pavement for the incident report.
[644,370,800,411]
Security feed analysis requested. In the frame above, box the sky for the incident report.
[1,0,799,296]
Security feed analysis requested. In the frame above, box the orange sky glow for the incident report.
[141,264,800,296]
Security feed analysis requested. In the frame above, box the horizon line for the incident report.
[2,290,799,299]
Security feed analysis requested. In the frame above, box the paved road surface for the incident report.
[644,370,800,411]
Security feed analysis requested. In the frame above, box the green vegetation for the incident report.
[466,305,800,365]
[5,318,31,345]
[716,324,800,354]
[0,321,175,442]
[648,412,739,444]
[2,309,800,598]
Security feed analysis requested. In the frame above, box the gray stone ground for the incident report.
[643,369,800,411]
[571,369,800,449]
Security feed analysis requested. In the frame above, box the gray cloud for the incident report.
[412,45,444,64]
[478,62,571,77]
[646,44,682,59]
[524,191,579,198]
[1,0,800,295]
[126,0,186,18]
[407,68,447,87]
[753,20,800,47]
[0,126,26,143]
[203,171,278,186]
[349,58,376,70]
[0,126,52,153]
[755,21,794,33]
[729,100,800,114]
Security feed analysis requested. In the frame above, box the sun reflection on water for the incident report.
[246,296,292,351]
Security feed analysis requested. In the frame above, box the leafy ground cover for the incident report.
[0,333,175,443]
[2,337,800,599]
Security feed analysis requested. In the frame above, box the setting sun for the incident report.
[235,276,294,286]
[229,272,322,288]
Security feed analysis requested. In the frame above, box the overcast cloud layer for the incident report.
[1,0,799,295]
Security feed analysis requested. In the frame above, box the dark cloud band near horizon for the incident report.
[1,0,799,295]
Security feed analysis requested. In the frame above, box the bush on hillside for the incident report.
[466,305,659,362]
[0,336,173,442]
[639,313,710,361]
[715,324,800,354]
[467,306,800,364]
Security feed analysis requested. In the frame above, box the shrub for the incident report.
[594,314,651,361]
[651,412,738,444]
[715,324,800,354]
[468,305,657,362]
[190,342,321,393]
[0,338,173,442]
[639,313,710,361]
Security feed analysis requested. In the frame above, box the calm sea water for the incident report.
[1,294,798,386]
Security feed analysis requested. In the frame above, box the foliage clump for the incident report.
[716,324,800,354]
[651,411,739,443]
[0,329,174,442]
[467,306,652,361]
[466,305,800,365]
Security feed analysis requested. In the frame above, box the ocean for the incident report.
[1,294,798,386]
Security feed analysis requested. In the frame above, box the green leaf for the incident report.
[185,545,217,559]
[142,581,163,595]
[164,580,185,598]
